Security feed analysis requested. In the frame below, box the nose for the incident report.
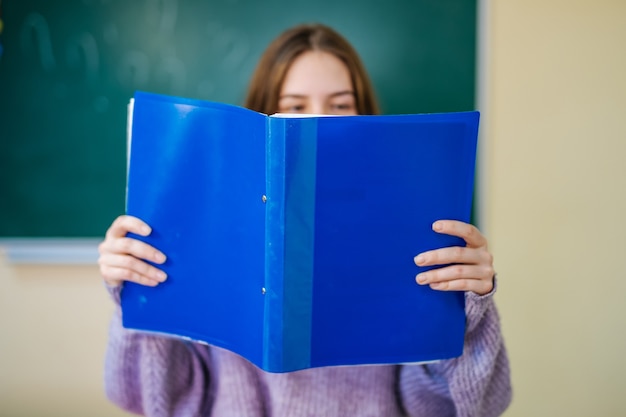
[309,100,325,115]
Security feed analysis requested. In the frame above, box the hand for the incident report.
[98,215,167,288]
[414,220,495,296]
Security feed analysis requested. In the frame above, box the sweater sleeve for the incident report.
[399,283,512,417]
[104,285,213,417]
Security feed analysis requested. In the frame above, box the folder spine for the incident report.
[263,117,287,372]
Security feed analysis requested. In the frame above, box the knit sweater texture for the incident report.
[105,285,511,417]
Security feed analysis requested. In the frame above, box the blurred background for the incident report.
[0,0,477,238]
[0,0,625,416]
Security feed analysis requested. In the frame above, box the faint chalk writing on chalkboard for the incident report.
[66,32,99,84]
[206,22,250,71]
[20,12,56,72]
[155,54,187,93]
[118,51,150,88]
[146,0,178,37]
[17,3,253,103]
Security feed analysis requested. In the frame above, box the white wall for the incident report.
[484,1,626,416]
[0,259,131,417]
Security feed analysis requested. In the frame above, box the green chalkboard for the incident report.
[0,0,476,238]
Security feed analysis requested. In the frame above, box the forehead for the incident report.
[280,50,353,95]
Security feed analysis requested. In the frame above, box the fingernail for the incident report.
[154,252,166,263]
[156,271,167,281]
[432,221,442,231]
[415,255,425,265]
[416,273,427,284]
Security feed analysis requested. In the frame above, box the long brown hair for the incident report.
[244,23,379,115]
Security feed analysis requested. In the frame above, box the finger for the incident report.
[106,215,152,239]
[428,278,493,295]
[99,252,167,283]
[432,220,487,248]
[414,246,491,267]
[100,264,161,287]
[100,236,166,265]
[416,263,494,286]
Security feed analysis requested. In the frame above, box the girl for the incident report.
[99,23,511,417]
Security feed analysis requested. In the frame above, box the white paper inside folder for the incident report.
[126,98,134,178]
[125,98,137,214]
[270,113,340,118]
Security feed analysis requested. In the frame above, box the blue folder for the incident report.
[122,91,479,373]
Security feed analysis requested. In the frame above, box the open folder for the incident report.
[121,91,479,373]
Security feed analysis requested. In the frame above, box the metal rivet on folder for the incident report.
[261,195,267,203]
[261,287,266,295]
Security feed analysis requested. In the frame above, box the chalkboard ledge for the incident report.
[0,238,100,264]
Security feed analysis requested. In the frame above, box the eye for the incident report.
[278,101,306,113]
[284,105,305,113]
[329,102,356,114]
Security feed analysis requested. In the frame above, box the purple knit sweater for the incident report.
[105,285,511,417]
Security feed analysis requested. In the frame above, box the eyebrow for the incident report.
[279,90,355,100]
